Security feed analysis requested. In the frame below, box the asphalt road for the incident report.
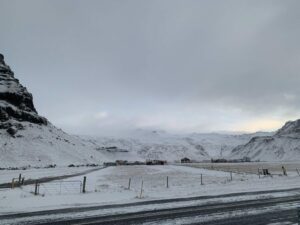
[2,189,300,225]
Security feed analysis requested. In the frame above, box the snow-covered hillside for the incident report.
[187,132,271,158]
[0,122,109,168]
[81,131,210,162]
[81,130,270,162]
[230,119,300,161]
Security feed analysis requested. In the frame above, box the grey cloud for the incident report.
[1,0,300,134]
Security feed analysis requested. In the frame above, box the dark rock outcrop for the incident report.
[275,119,300,137]
[0,54,47,135]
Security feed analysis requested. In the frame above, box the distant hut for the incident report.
[146,160,167,165]
[104,162,117,167]
[181,157,191,163]
[115,160,128,166]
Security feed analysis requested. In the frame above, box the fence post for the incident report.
[11,178,15,189]
[298,207,300,225]
[128,178,131,190]
[59,181,62,195]
[297,169,300,177]
[34,181,39,195]
[82,176,87,193]
[167,176,169,188]
[139,180,144,198]
[18,174,22,185]
[282,166,287,176]
[21,177,25,185]
[258,168,260,179]
[230,172,233,181]
[201,174,203,185]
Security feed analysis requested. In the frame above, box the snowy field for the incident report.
[1,164,300,214]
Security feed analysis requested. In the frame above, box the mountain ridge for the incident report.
[230,119,300,161]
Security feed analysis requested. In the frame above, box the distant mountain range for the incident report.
[81,130,272,163]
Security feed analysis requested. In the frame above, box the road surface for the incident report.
[0,166,105,189]
[1,188,300,225]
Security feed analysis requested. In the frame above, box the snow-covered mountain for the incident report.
[81,130,270,162]
[0,54,109,167]
[81,130,210,162]
[230,119,300,161]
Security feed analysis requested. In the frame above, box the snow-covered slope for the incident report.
[0,122,110,168]
[187,132,271,158]
[230,119,300,161]
[82,130,210,162]
[81,130,270,162]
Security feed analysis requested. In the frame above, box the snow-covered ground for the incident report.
[1,164,300,215]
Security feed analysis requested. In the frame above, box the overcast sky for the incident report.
[1,0,300,135]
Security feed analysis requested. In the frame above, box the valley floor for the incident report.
[1,163,300,216]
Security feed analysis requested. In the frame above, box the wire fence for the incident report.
[29,180,82,196]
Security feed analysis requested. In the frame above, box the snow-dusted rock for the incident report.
[230,119,300,161]
[0,54,47,136]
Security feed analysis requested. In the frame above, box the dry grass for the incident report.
[181,162,300,176]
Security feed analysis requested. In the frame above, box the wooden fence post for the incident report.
[297,168,300,177]
[139,180,144,198]
[167,176,169,188]
[128,178,131,190]
[230,172,233,181]
[298,207,300,224]
[82,176,87,193]
[258,168,260,179]
[11,178,15,189]
[18,174,22,185]
[201,174,203,185]
[34,181,39,195]
[59,181,62,195]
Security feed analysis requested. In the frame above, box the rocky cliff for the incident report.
[0,53,109,167]
[0,54,47,136]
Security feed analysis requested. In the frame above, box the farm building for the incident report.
[146,160,167,165]
[181,157,191,163]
